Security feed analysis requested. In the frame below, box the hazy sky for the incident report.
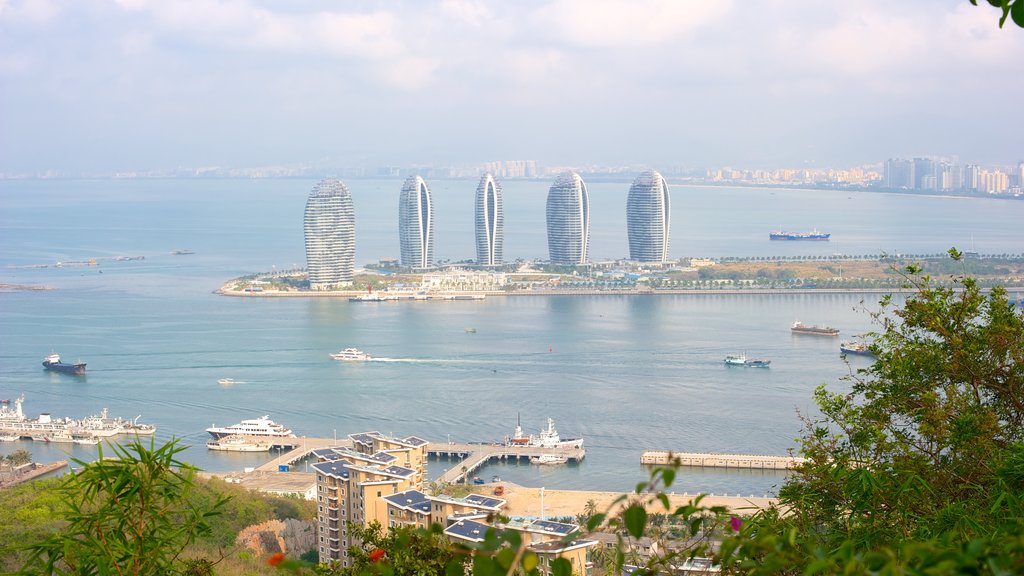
[1,0,1021,174]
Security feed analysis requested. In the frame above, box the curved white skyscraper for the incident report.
[399,175,434,269]
[304,178,355,289]
[475,173,504,267]
[546,171,590,266]
[626,170,671,262]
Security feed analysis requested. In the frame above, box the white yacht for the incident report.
[531,454,569,465]
[205,415,295,440]
[330,348,372,361]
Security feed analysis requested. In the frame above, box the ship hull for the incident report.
[43,361,86,375]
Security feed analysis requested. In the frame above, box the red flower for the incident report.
[730,516,742,532]
[369,549,386,562]
[268,552,285,566]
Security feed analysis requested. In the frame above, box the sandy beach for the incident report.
[476,482,776,519]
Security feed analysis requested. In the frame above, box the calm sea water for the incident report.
[1,179,1022,496]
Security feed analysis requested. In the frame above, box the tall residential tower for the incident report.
[626,170,671,263]
[545,171,590,266]
[303,178,355,289]
[398,175,434,270]
[474,173,504,267]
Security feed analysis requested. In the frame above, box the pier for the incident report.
[428,442,586,484]
[640,450,807,470]
[254,438,352,472]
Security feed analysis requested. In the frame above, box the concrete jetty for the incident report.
[428,442,586,484]
[641,450,807,470]
[254,438,353,472]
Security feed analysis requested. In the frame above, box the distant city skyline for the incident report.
[1,2,1020,176]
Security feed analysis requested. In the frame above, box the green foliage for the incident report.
[716,258,1024,573]
[970,0,1024,28]
[19,438,230,576]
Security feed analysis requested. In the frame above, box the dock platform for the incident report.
[641,450,807,470]
[428,442,585,484]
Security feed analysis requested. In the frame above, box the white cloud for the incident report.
[0,0,59,24]
[808,10,927,77]
[530,0,733,48]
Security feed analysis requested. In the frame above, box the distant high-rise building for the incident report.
[626,170,671,263]
[303,178,355,290]
[398,175,434,269]
[883,158,914,189]
[474,173,504,267]
[913,157,935,190]
[546,171,590,265]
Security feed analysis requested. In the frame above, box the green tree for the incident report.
[20,438,229,576]
[716,251,1024,573]
[970,0,1024,28]
[314,521,465,576]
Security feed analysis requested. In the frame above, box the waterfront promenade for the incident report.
[640,450,808,470]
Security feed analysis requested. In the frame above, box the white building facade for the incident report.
[303,178,355,289]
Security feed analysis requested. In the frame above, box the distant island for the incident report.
[218,253,1024,297]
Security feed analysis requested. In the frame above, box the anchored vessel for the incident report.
[724,354,771,368]
[205,415,295,440]
[42,353,86,375]
[330,348,371,361]
[769,229,830,241]
[840,341,874,356]
[791,320,840,336]
[506,416,584,449]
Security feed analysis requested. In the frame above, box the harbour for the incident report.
[2,178,1023,496]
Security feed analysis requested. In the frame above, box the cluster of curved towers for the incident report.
[302,170,672,290]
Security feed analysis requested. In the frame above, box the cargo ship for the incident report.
[42,353,86,375]
[791,320,839,336]
[769,229,830,241]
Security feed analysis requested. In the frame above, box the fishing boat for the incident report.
[840,341,874,357]
[745,359,771,368]
[217,378,236,385]
[724,354,747,366]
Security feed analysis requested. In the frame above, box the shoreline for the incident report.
[216,286,1023,298]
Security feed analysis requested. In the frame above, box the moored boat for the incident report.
[791,320,839,336]
[505,416,583,449]
[206,435,272,452]
[531,454,569,465]
[206,415,295,440]
[330,348,372,361]
[42,352,86,375]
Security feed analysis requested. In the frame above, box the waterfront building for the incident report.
[626,170,671,263]
[545,171,590,266]
[474,173,504,267]
[312,432,428,565]
[883,158,914,189]
[303,178,355,289]
[399,175,434,270]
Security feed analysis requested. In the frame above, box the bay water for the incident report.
[2,178,1022,496]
